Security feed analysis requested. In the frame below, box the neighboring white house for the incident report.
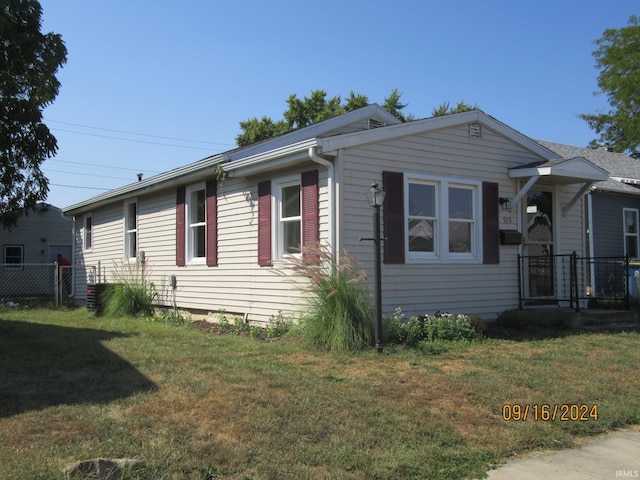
[0,203,73,298]
[62,106,608,322]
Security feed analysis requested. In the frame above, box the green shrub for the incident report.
[279,246,374,353]
[385,309,481,347]
[103,261,156,317]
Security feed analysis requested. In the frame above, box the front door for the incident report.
[523,188,555,301]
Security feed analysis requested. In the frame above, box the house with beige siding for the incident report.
[63,106,608,322]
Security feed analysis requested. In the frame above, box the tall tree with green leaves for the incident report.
[579,15,640,158]
[0,0,67,229]
[235,89,412,147]
[432,100,480,117]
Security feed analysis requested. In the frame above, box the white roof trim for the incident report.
[509,157,608,184]
[317,110,557,160]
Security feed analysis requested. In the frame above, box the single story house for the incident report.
[1,203,73,298]
[63,106,608,322]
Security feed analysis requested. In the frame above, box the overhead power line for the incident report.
[45,119,236,148]
[48,158,163,174]
[51,127,217,151]
[44,167,134,181]
[49,183,111,191]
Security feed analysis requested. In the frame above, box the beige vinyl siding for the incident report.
[75,167,328,323]
[339,123,583,319]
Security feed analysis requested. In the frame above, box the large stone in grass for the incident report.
[62,458,144,479]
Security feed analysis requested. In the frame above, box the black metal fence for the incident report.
[518,253,632,312]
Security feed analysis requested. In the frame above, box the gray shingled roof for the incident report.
[537,140,640,195]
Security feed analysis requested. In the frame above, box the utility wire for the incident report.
[51,127,217,151]
[44,167,134,181]
[46,119,235,147]
[48,158,163,174]
[50,183,111,191]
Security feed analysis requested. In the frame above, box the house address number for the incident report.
[502,216,513,224]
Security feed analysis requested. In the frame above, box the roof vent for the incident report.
[137,173,143,182]
[469,123,482,138]
[368,118,385,129]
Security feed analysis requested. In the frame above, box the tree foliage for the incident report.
[0,0,67,228]
[432,100,480,117]
[579,15,640,158]
[235,88,412,147]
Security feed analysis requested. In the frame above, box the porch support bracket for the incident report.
[562,182,594,216]
[510,175,539,208]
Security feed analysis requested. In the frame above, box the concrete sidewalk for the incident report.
[484,427,640,480]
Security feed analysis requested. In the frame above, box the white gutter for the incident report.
[308,146,336,258]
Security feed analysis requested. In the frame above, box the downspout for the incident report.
[308,146,336,257]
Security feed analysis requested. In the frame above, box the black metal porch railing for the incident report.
[518,253,632,312]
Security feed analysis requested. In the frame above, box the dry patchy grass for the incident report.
[0,308,639,479]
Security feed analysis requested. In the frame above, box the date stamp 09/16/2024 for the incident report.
[502,403,599,422]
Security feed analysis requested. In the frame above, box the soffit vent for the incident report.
[469,122,482,138]
[368,118,386,129]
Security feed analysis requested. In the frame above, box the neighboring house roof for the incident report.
[538,140,640,196]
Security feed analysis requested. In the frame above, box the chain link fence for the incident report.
[0,263,96,309]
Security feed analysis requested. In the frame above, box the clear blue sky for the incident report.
[38,0,635,209]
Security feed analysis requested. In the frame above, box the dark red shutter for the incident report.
[176,186,186,266]
[301,169,319,263]
[258,180,272,266]
[206,179,218,266]
[482,181,500,264]
[383,171,405,264]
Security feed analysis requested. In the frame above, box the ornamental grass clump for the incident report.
[103,261,156,317]
[278,246,374,353]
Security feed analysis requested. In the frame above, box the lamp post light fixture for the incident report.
[365,181,385,353]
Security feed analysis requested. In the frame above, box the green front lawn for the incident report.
[0,308,638,479]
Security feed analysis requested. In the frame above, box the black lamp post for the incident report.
[365,182,385,353]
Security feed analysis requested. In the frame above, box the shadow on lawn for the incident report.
[0,319,157,418]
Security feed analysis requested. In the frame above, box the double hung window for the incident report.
[125,201,137,260]
[278,182,302,256]
[187,184,206,263]
[624,208,639,258]
[83,214,93,251]
[3,245,23,270]
[406,176,479,262]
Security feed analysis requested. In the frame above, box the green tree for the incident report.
[432,100,480,116]
[579,15,640,158]
[235,89,412,147]
[0,0,67,229]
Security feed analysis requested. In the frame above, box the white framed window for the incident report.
[405,175,480,263]
[83,213,93,251]
[275,177,302,258]
[448,184,475,254]
[407,181,438,256]
[186,183,206,263]
[124,200,137,261]
[3,245,24,270]
[623,208,639,258]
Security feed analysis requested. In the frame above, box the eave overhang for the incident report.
[508,156,609,184]
[508,156,609,216]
